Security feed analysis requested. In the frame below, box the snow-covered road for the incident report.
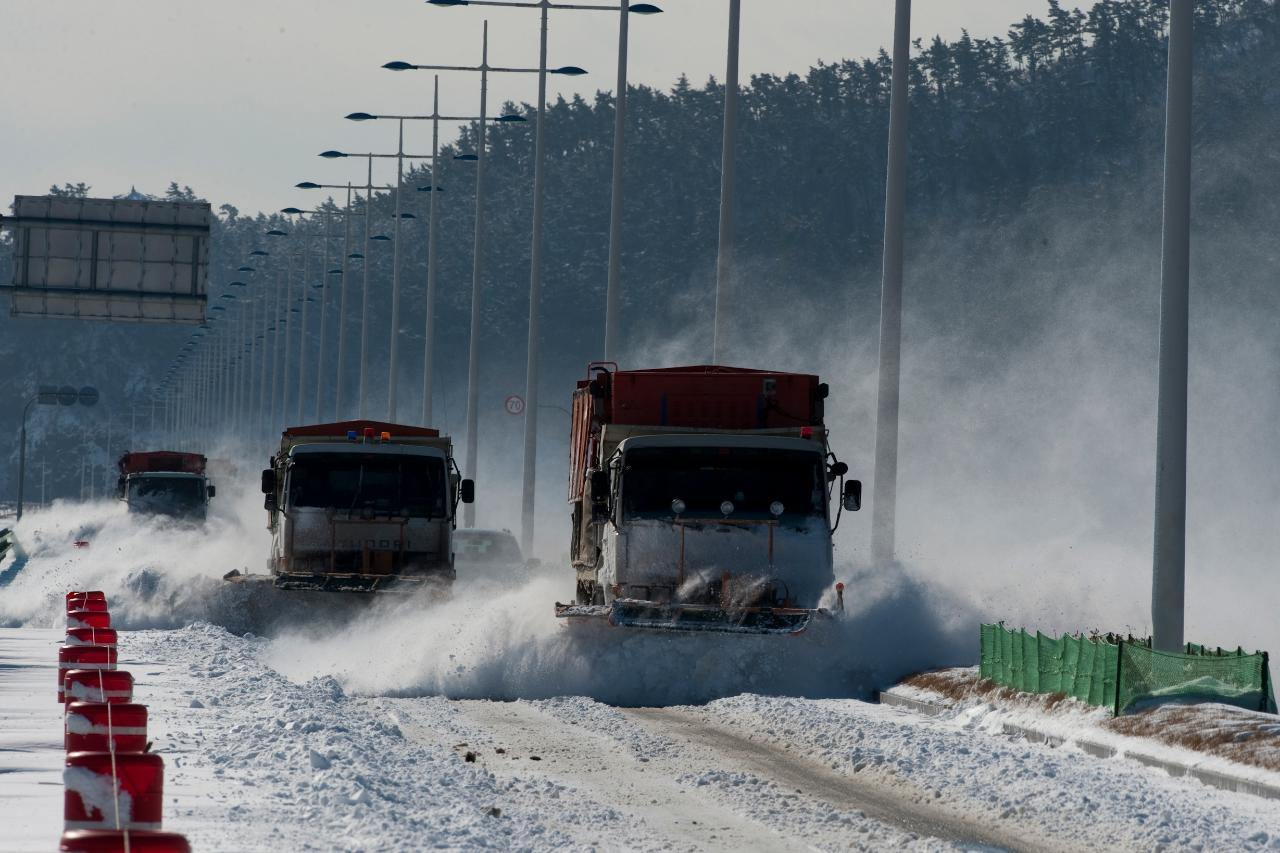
[8,622,1280,851]
[5,504,1280,851]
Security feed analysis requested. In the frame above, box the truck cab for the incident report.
[117,451,214,521]
[560,364,861,634]
[259,421,473,592]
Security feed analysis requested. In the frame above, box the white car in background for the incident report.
[452,528,539,582]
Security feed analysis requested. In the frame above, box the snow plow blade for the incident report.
[554,599,823,635]
[223,569,445,594]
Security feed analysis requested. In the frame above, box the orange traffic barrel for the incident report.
[66,627,118,647]
[64,670,134,705]
[60,830,191,853]
[58,646,117,703]
[64,751,164,831]
[65,703,148,753]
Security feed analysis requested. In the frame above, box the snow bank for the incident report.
[266,560,972,706]
[0,481,270,632]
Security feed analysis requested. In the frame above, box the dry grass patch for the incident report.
[1106,704,1280,773]
[900,669,1077,715]
[897,668,1280,775]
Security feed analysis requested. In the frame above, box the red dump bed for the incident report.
[117,451,206,476]
[282,420,440,439]
[568,365,825,501]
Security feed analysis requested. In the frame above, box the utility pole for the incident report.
[1152,0,1194,652]
[871,0,912,566]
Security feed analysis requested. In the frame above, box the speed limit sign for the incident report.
[504,394,526,415]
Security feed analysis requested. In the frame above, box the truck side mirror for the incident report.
[207,485,216,499]
[589,470,610,523]
[460,479,475,504]
[260,469,275,494]
[842,479,862,512]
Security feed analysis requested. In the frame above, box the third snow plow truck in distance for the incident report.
[242,420,474,593]
[555,364,861,635]
[116,451,215,521]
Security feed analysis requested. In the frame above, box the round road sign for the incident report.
[504,394,526,416]
[78,386,100,406]
[57,386,78,406]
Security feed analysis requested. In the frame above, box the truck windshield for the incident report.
[288,453,448,519]
[620,446,825,521]
[127,477,206,517]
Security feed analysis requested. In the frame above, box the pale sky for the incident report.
[4,1,1048,216]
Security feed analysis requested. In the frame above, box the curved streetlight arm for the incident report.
[430,1,662,11]
[351,113,523,122]
[387,61,546,75]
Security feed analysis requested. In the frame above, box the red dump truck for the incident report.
[116,451,215,520]
[241,420,474,593]
[556,364,861,634]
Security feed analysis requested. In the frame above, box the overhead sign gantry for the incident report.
[1,194,211,324]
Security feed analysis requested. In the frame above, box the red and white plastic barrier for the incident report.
[66,627,119,647]
[64,670,134,705]
[57,591,191,850]
[60,829,192,853]
[66,703,148,753]
[58,645,117,704]
[67,597,110,615]
[64,751,164,831]
[68,610,112,631]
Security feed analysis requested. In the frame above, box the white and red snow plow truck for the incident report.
[116,451,215,521]
[556,364,861,634]
[235,420,473,593]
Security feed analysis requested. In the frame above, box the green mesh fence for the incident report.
[979,623,1275,715]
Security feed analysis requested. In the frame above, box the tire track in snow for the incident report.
[401,698,1043,852]
[621,706,1046,853]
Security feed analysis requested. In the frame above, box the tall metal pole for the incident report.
[335,184,354,419]
[711,0,741,364]
[17,397,35,522]
[258,266,274,438]
[245,276,259,435]
[315,211,334,422]
[602,0,630,360]
[871,0,912,566]
[519,7,550,555]
[423,78,441,427]
[281,244,295,427]
[1152,0,1193,653]
[359,157,374,418]
[297,223,311,424]
[388,120,407,422]
[462,21,491,529]
[269,268,283,435]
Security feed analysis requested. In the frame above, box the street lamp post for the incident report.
[265,228,291,434]
[317,150,431,418]
[871,0,911,566]
[346,97,524,427]
[19,385,99,520]
[428,0,654,553]
[711,0,741,364]
[297,182,370,419]
[386,20,583,528]
[1152,0,1194,653]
